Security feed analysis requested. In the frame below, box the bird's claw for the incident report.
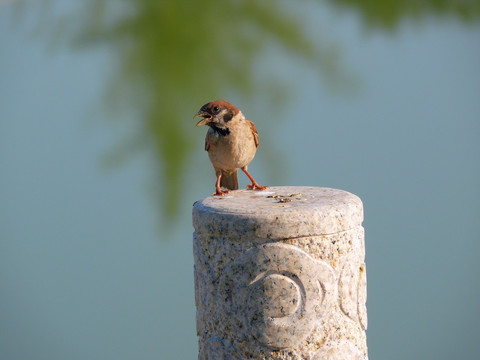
[213,189,231,196]
[247,183,267,191]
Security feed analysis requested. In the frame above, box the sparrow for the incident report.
[194,100,267,196]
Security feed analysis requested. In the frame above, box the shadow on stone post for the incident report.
[192,186,368,360]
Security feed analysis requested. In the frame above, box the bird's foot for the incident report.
[247,183,267,191]
[213,188,231,196]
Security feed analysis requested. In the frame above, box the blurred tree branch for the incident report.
[10,0,479,225]
[326,0,480,29]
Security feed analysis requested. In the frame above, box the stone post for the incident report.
[192,186,368,360]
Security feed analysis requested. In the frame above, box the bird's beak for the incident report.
[194,111,211,126]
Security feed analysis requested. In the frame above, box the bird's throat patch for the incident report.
[211,125,230,136]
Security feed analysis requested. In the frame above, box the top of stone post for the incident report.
[192,186,363,239]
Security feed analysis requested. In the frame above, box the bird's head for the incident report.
[194,100,241,127]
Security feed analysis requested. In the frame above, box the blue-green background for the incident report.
[1,1,479,359]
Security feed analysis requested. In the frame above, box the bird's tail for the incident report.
[220,170,238,190]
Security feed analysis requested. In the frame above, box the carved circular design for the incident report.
[218,243,335,349]
[357,264,368,330]
[338,257,368,330]
[247,274,300,319]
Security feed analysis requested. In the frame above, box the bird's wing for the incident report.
[247,120,260,148]
[204,139,210,151]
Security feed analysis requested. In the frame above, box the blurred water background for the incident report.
[1,0,479,359]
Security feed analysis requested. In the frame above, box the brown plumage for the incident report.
[194,100,267,196]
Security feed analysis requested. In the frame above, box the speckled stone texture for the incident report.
[192,186,368,360]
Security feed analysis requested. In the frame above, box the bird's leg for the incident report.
[214,172,230,196]
[242,167,267,191]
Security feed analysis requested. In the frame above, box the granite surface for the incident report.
[193,186,363,239]
[193,186,368,359]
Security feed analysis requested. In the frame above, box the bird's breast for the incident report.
[206,125,257,171]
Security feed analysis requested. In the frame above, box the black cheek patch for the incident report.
[223,110,233,122]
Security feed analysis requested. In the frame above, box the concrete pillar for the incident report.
[192,186,368,360]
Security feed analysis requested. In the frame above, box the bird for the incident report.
[194,100,267,196]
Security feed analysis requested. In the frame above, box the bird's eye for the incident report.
[213,105,220,113]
